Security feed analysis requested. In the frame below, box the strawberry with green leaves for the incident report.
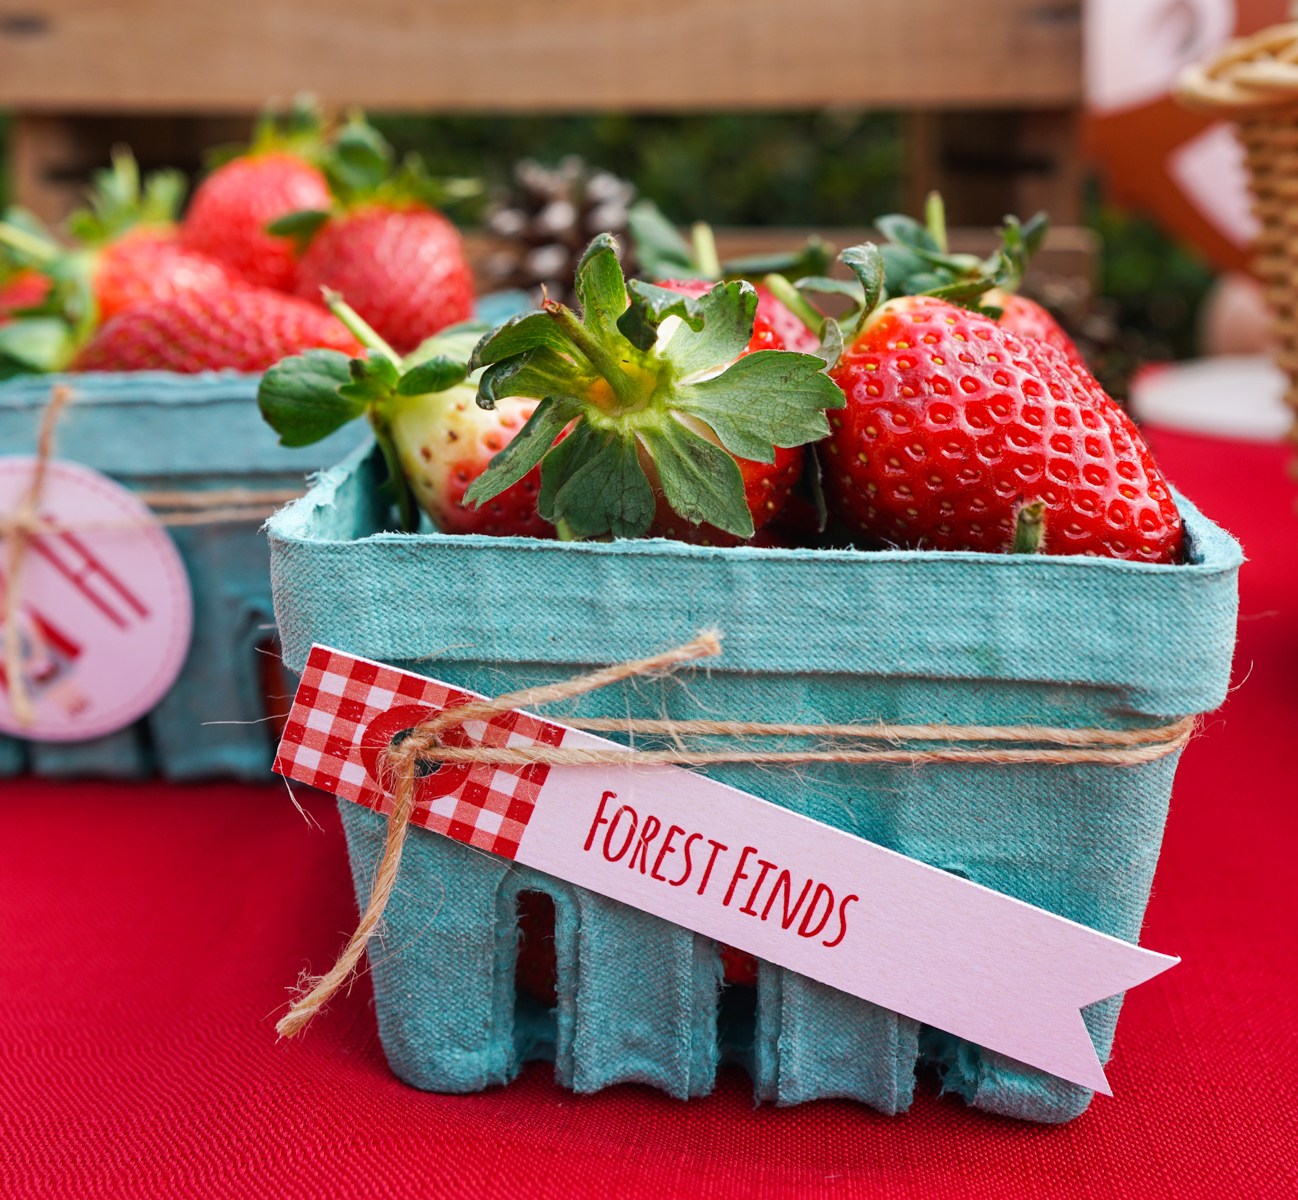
[0,149,234,373]
[463,233,844,543]
[258,297,551,538]
[821,243,1183,562]
[181,98,334,292]
[868,192,1087,367]
[273,115,478,355]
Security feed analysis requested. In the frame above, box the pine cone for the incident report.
[481,155,637,306]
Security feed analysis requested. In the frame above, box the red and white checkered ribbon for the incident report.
[274,645,564,860]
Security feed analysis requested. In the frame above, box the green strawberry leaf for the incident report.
[921,267,1000,306]
[796,275,864,303]
[638,420,753,538]
[550,428,656,539]
[396,356,466,396]
[463,394,581,505]
[573,233,630,342]
[327,114,394,197]
[907,271,950,293]
[878,243,926,294]
[626,199,700,280]
[469,309,588,371]
[258,349,364,447]
[337,353,400,405]
[876,214,939,254]
[266,209,331,248]
[617,280,705,351]
[839,244,885,335]
[476,345,592,409]
[663,280,756,378]
[1021,212,1049,259]
[0,318,73,372]
[538,417,601,521]
[814,318,844,370]
[404,320,491,369]
[674,350,843,463]
[723,235,834,282]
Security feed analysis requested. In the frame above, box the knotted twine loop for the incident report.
[1178,21,1298,434]
[275,630,1196,1037]
[275,631,725,1037]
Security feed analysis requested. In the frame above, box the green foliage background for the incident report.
[371,111,904,227]
[0,110,1220,391]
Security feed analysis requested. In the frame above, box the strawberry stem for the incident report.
[0,222,59,265]
[320,286,401,365]
[691,222,721,280]
[763,272,826,338]
[1010,500,1046,554]
[925,190,948,254]
[547,302,652,409]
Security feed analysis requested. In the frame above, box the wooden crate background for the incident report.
[0,0,1084,228]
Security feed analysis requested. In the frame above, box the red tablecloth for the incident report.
[2,429,1295,1199]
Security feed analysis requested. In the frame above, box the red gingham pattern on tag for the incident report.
[273,645,564,860]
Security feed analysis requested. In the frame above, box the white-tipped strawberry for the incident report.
[386,382,549,537]
[258,293,552,539]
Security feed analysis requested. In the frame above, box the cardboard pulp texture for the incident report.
[267,443,1241,1124]
[0,371,363,780]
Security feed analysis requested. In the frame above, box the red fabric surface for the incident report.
[1,428,1296,1199]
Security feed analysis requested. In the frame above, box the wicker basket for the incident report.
[1178,21,1298,442]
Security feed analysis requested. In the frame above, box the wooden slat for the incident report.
[0,1,1081,112]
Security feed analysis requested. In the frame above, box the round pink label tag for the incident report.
[0,456,193,742]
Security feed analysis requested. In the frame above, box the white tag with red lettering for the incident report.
[275,644,1178,1095]
[0,457,192,741]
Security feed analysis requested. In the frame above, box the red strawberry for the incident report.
[824,290,1182,562]
[74,282,361,373]
[648,279,820,545]
[0,149,234,344]
[182,152,332,291]
[0,270,51,320]
[293,205,474,354]
[92,226,233,322]
[990,290,1086,368]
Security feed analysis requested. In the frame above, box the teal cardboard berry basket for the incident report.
[267,440,1241,1124]
[0,293,529,780]
[0,370,363,780]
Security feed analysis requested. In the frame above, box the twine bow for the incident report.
[275,632,1195,1037]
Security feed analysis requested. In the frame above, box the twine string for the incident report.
[275,632,724,1037]
[2,384,73,724]
[0,385,306,726]
[275,632,1196,1038]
